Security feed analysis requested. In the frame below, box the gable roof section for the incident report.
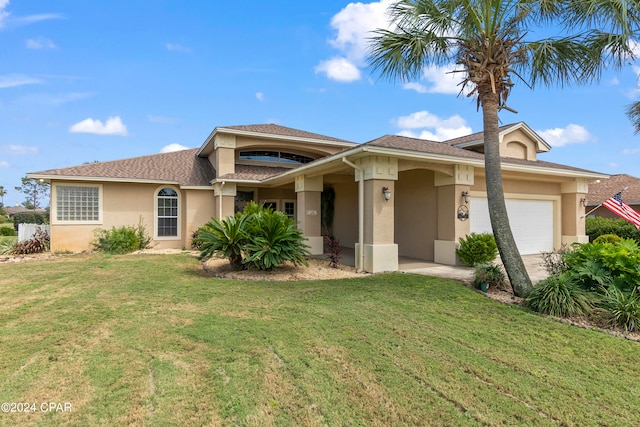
[29,148,215,187]
[217,164,291,182]
[445,122,551,153]
[587,174,640,205]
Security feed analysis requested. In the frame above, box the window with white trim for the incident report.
[56,185,100,222]
[157,188,178,237]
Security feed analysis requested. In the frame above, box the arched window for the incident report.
[157,187,178,237]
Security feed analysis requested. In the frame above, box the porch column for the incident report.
[433,165,474,265]
[213,182,236,220]
[295,175,323,255]
[357,156,398,273]
[561,179,589,245]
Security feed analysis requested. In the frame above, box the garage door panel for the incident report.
[470,198,554,255]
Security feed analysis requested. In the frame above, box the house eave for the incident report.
[26,173,181,186]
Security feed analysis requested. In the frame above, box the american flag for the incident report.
[602,192,640,229]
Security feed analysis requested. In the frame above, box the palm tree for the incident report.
[0,186,5,207]
[627,101,640,133]
[368,0,639,296]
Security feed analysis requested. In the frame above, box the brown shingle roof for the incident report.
[445,123,518,146]
[30,148,215,186]
[588,174,640,205]
[221,124,353,144]
[364,134,601,174]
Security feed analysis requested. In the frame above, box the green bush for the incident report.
[562,240,640,294]
[525,273,593,318]
[586,216,640,244]
[0,226,15,236]
[456,232,498,266]
[472,262,508,291]
[12,211,47,231]
[92,220,152,254]
[0,238,16,255]
[600,287,640,332]
[593,234,623,245]
[196,202,309,271]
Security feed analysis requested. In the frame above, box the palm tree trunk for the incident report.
[481,95,532,297]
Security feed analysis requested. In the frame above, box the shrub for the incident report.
[12,211,47,231]
[600,287,640,332]
[325,235,341,268]
[525,273,593,318]
[586,216,640,244]
[196,214,249,269]
[0,226,15,236]
[190,229,202,250]
[540,246,571,275]
[593,234,623,245]
[243,208,309,271]
[472,262,508,291]
[562,240,640,294]
[92,219,152,254]
[0,238,16,255]
[11,229,50,255]
[197,202,310,271]
[456,232,498,266]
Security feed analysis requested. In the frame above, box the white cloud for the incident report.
[403,82,428,93]
[26,37,56,49]
[69,116,128,136]
[421,64,464,94]
[3,145,38,154]
[536,124,592,147]
[0,73,42,88]
[256,92,264,101]
[394,111,472,141]
[160,143,190,153]
[15,13,64,25]
[315,57,361,82]
[622,147,640,155]
[316,0,393,82]
[0,0,9,29]
[166,43,191,53]
[0,160,9,168]
[147,114,178,124]
[629,39,640,57]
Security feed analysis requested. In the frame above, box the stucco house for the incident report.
[586,174,640,218]
[28,122,605,272]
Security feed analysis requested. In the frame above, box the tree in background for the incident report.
[14,177,50,210]
[627,101,640,134]
[0,186,5,207]
[369,0,640,296]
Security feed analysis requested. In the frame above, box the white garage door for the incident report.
[470,198,554,254]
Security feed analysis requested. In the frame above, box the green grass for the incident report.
[0,253,638,426]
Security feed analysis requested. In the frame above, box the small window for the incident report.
[157,187,178,237]
[284,201,295,218]
[56,185,100,222]
[239,150,315,164]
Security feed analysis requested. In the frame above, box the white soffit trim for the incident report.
[26,174,181,185]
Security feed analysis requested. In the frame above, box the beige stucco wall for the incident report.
[49,180,215,252]
[500,128,538,160]
[394,169,438,260]
[332,181,358,247]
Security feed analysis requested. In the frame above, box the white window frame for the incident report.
[51,183,103,225]
[283,199,296,219]
[154,186,181,240]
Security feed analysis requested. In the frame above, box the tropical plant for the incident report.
[0,185,6,207]
[196,214,250,269]
[600,287,640,332]
[325,235,342,268]
[321,186,336,236]
[0,238,16,255]
[626,101,640,134]
[525,273,593,318]
[243,208,309,271]
[472,262,508,291]
[456,232,498,266]
[368,0,640,296]
[11,229,50,255]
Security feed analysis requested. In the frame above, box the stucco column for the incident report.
[561,179,589,245]
[295,175,323,255]
[433,165,474,265]
[357,156,398,273]
[213,182,236,220]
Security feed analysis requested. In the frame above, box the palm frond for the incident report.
[626,101,640,134]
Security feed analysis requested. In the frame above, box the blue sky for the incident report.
[1,0,640,207]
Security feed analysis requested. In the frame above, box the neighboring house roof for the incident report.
[29,148,215,187]
[4,206,47,216]
[587,174,640,205]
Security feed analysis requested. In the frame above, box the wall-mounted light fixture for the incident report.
[580,197,587,207]
[461,191,470,204]
[382,186,391,201]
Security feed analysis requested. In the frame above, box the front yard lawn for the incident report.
[0,253,638,426]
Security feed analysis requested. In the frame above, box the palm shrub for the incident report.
[196,214,249,270]
[243,208,309,271]
[525,273,593,318]
[12,229,50,255]
[472,262,508,291]
[600,287,640,333]
[456,233,498,266]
